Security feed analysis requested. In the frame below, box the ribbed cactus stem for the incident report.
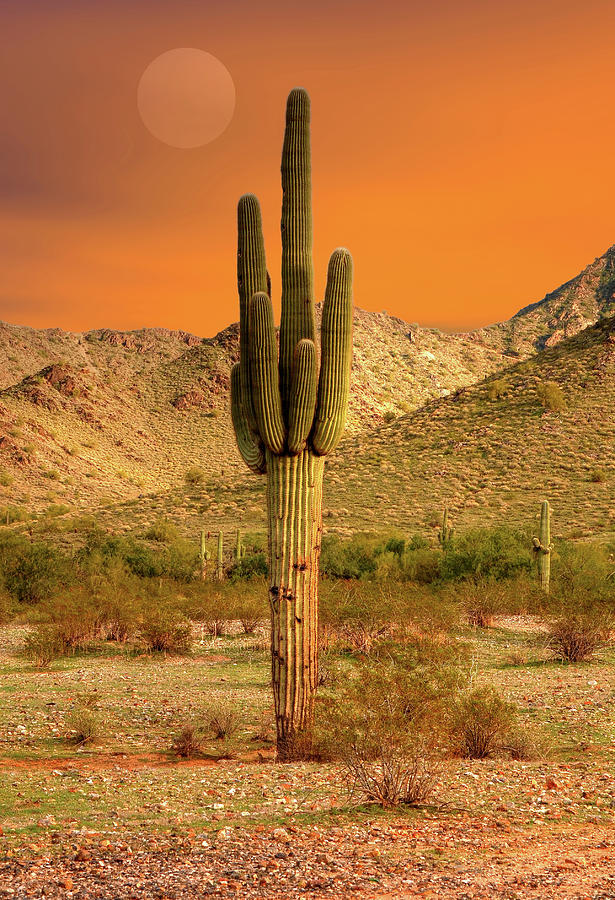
[532,500,552,594]
[438,507,453,548]
[217,531,224,581]
[235,530,243,560]
[279,88,315,416]
[200,529,208,580]
[230,88,353,759]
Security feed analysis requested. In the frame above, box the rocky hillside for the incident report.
[0,245,613,525]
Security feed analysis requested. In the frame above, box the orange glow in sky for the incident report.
[1,0,615,336]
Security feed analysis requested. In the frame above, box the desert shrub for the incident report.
[439,526,532,582]
[551,541,614,597]
[487,378,508,401]
[35,588,102,651]
[448,686,517,759]
[589,467,607,483]
[536,380,566,412]
[504,724,550,761]
[66,708,100,746]
[317,638,467,805]
[546,607,613,662]
[320,533,380,579]
[0,505,28,525]
[319,581,395,652]
[24,624,63,668]
[398,548,441,583]
[144,519,179,543]
[227,553,268,582]
[205,704,239,740]
[454,579,505,628]
[0,588,17,624]
[0,468,13,487]
[182,583,229,636]
[139,608,192,654]
[225,582,268,633]
[184,467,205,486]
[91,534,197,582]
[0,536,73,604]
[172,723,205,759]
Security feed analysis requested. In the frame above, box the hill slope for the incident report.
[0,244,614,529]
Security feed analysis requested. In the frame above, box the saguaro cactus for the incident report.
[235,530,244,561]
[438,507,453,549]
[216,531,224,581]
[199,529,210,580]
[231,88,353,758]
[532,500,552,593]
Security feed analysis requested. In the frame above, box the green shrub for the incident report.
[1,537,73,604]
[439,527,532,582]
[144,519,179,543]
[0,468,13,487]
[487,378,508,401]
[536,381,566,412]
[589,467,607,484]
[184,467,205,486]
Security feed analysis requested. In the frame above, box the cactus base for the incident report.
[266,449,324,758]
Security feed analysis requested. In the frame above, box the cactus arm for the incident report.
[287,339,317,454]
[249,292,286,454]
[279,88,315,414]
[230,364,266,474]
[312,248,353,456]
[237,194,268,432]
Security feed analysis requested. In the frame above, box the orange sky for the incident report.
[2,0,615,336]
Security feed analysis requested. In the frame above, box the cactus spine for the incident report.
[231,88,353,758]
[438,507,453,548]
[216,531,224,581]
[532,500,552,593]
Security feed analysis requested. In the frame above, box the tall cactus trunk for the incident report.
[266,450,324,757]
[533,500,552,594]
[538,501,551,594]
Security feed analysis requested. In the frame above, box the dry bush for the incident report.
[66,708,100,746]
[205,703,239,740]
[316,638,467,805]
[344,738,437,807]
[172,723,205,759]
[139,609,192,654]
[547,610,612,662]
[24,624,63,668]
[319,582,394,653]
[503,724,551,761]
[448,686,517,759]
[458,581,504,628]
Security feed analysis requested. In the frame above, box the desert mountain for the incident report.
[0,245,613,529]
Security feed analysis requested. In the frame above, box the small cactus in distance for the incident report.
[217,531,224,581]
[235,530,245,560]
[200,529,210,580]
[438,507,454,549]
[532,500,552,593]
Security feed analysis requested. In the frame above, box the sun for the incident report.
[137,48,235,149]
